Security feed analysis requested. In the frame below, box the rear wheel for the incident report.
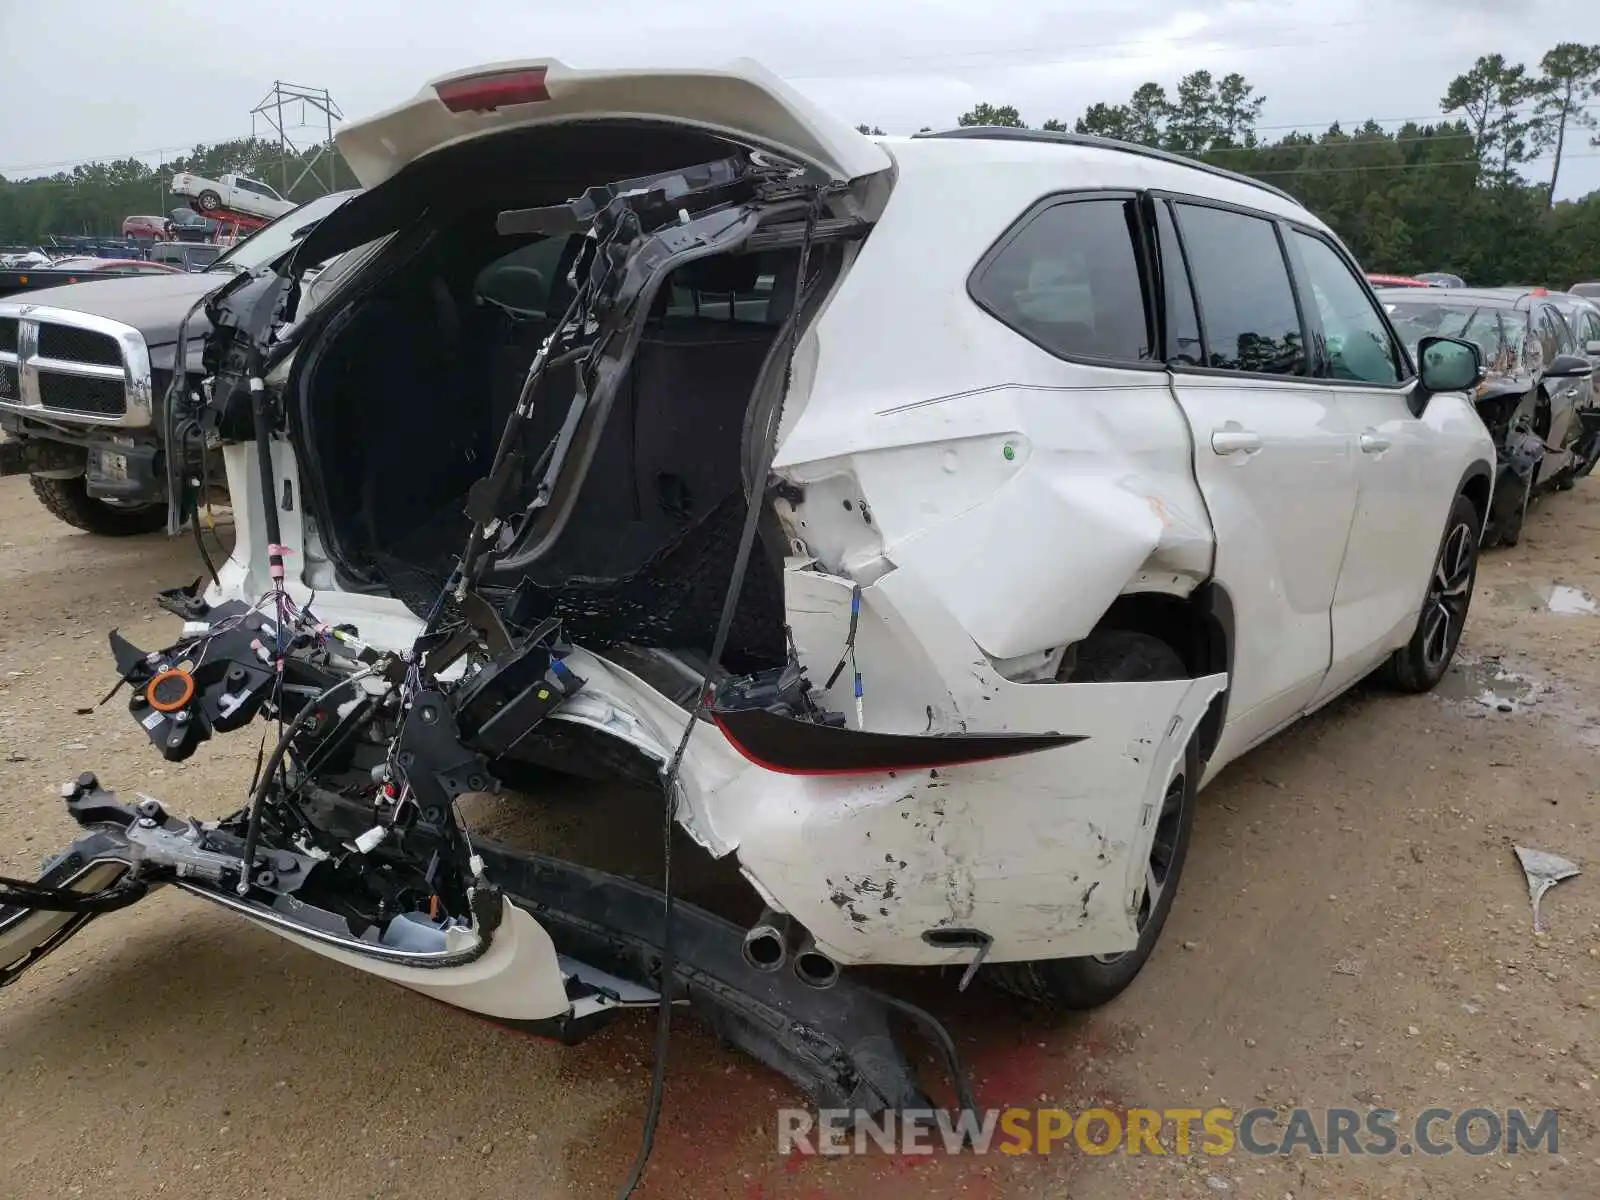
[1383,492,1480,693]
[29,476,166,537]
[988,630,1200,1009]
[197,190,221,212]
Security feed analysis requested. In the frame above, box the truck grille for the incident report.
[37,323,122,367]
[37,373,125,416]
[0,305,152,427]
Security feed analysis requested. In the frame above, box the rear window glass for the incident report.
[474,236,573,317]
[970,197,1154,364]
[662,251,786,325]
[1383,300,1528,374]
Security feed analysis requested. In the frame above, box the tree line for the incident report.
[901,44,1600,286]
[0,137,360,244]
[4,44,1598,286]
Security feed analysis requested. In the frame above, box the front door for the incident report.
[1157,198,1360,764]
[1279,227,1461,702]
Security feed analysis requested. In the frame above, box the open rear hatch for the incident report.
[1,70,938,1113]
[4,59,1224,1135]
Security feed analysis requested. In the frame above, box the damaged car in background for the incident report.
[4,59,1501,1134]
[1380,286,1600,547]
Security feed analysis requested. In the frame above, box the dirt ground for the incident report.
[1,472,1597,1200]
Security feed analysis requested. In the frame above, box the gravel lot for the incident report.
[1,473,1597,1199]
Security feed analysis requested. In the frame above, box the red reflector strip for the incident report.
[436,68,550,113]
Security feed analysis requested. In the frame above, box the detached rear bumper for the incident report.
[0,777,937,1114]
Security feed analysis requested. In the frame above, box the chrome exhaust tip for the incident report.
[741,909,793,973]
[791,936,841,989]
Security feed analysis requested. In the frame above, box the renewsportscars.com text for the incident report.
[778,1106,1559,1158]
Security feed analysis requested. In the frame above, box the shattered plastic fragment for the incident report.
[1512,845,1580,933]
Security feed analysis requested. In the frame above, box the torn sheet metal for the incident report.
[707,670,1226,966]
[1513,845,1581,933]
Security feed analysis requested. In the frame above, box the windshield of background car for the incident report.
[1382,298,1529,375]
[209,191,355,273]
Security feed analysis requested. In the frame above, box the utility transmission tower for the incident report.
[250,81,345,197]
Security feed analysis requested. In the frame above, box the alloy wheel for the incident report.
[1093,768,1187,965]
[1422,520,1475,674]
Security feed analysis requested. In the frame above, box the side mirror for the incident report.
[1546,353,1594,378]
[1413,336,1484,412]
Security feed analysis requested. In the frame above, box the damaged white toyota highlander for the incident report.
[3,60,1496,1116]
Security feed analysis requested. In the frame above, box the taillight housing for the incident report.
[709,706,1080,777]
[436,68,550,113]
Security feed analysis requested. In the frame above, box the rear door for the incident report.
[1156,197,1360,763]
[1536,303,1584,458]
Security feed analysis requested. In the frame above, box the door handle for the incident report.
[1211,426,1262,456]
[1359,431,1391,454]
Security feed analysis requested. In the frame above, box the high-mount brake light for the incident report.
[436,68,551,113]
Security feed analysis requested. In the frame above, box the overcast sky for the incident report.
[1,0,1594,198]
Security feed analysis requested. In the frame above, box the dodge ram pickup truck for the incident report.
[0,191,356,534]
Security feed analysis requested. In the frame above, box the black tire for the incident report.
[29,476,166,537]
[988,630,1200,1009]
[1383,492,1480,693]
[1496,475,1529,548]
[198,190,221,212]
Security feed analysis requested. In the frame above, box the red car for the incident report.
[121,215,170,241]
[44,256,185,277]
[1366,272,1434,289]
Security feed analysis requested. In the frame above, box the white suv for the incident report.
[175,61,1496,1019]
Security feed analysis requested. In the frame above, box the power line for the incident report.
[780,16,1439,79]
[1237,151,1600,178]
[0,122,331,175]
[1250,102,1600,134]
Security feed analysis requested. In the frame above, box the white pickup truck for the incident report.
[169,170,295,220]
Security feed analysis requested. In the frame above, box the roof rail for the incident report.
[913,126,1301,207]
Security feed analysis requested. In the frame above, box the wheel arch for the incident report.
[1083,583,1233,766]
[1456,459,1494,530]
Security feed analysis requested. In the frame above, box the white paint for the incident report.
[336,57,893,188]
[188,892,573,1022]
[199,113,1499,996]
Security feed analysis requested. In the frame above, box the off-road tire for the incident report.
[1383,492,1480,693]
[29,476,166,536]
[987,630,1201,1009]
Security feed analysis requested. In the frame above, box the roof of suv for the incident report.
[882,128,1317,228]
[917,126,1302,206]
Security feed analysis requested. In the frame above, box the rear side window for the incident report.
[1289,230,1402,384]
[970,197,1154,364]
[1174,203,1306,376]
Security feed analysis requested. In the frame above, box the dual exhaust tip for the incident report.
[741,909,839,989]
